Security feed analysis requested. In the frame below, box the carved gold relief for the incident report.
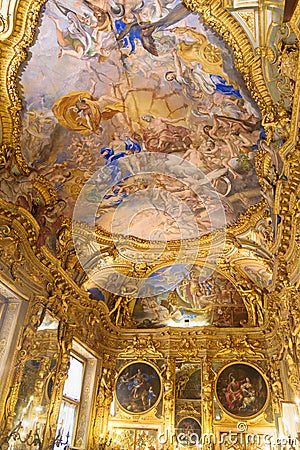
[120,336,163,358]
[91,353,117,447]
[0,0,299,445]
[236,10,256,40]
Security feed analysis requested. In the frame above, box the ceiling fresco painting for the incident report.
[0,0,290,336]
[14,0,271,245]
[132,270,248,328]
[238,261,273,290]
[85,265,248,328]
[1,0,300,444]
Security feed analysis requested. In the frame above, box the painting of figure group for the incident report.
[176,417,201,446]
[132,265,248,328]
[216,363,268,418]
[116,362,161,413]
[14,0,275,243]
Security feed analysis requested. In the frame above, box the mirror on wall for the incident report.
[7,311,59,449]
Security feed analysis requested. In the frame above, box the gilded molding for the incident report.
[0,0,47,172]
[273,147,300,289]
[0,1,299,427]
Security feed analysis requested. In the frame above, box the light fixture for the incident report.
[5,396,43,449]
[7,417,42,449]
[98,433,112,449]
[53,428,70,448]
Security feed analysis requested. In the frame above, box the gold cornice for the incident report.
[91,200,267,253]
[0,197,277,340]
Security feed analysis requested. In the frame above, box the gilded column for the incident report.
[41,323,73,450]
[163,357,175,446]
[91,353,116,450]
[202,356,214,442]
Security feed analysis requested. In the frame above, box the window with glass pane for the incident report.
[56,355,84,449]
[63,356,84,401]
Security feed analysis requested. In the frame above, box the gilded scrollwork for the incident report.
[0,0,299,444]
[268,24,299,109]
[119,336,163,358]
[0,299,45,445]
[162,357,175,431]
[91,354,116,449]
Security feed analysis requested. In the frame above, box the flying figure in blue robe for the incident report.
[116,3,192,56]
[100,138,141,184]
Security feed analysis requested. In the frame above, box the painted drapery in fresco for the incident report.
[16,0,265,242]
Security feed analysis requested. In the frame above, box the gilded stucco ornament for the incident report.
[119,336,163,358]
[178,336,198,358]
[0,197,276,336]
[0,0,300,442]
[0,0,285,314]
[266,282,300,397]
[214,336,264,359]
[162,357,175,433]
[267,356,284,415]
[182,0,287,143]
[198,356,213,434]
[272,147,300,290]
[91,353,117,448]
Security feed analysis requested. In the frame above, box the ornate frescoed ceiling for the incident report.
[17,0,265,239]
[1,2,300,446]
[0,0,299,333]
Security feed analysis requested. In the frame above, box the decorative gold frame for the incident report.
[0,0,299,444]
[214,361,270,420]
[114,360,163,416]
[176,416,202,446]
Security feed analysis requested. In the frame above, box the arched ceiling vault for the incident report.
[0,0,299,333]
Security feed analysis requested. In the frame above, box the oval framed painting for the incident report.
[215,362,269,419]
[176,417,201,447]
[115,361,162,414]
